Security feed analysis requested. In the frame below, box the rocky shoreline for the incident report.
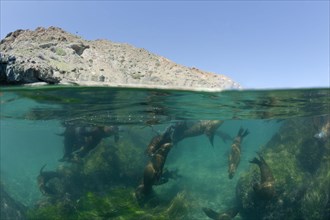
[0,27,241,91]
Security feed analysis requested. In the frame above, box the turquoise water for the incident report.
[0,86,329,220]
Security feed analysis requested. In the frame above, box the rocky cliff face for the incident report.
[0,26,240,90]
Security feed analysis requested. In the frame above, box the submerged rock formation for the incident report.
[235,116,330,220]
[0,184,26,220]
[202,116,329,220]
[0,26,240,90]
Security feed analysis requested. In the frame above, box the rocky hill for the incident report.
[0,26,241,91]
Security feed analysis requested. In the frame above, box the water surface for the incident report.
[0,86,329,219]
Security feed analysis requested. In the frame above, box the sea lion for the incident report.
[249,153,275,200]
[145,125,174,157]
[204,120,224,146]
[136,142,173,201]
[37,164,63,196]
[59,125,119,162]
[72,125,119,158]
[172,120,223,146]
[171,121,189,144]
[202,207,239,220]
[228,127,249,179]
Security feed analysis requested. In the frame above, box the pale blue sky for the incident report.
[1,1,329,89]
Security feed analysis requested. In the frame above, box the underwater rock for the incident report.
[235,116,330,220]
[80,128,148,191]
[0,184,26,220]
[33,127,148,204]
[297,138,325,174]
[36,163,86,202]
[202,207,239,220]
[28,187,191,220]
[300,153,330,220]
[0,26,241,91]
[38,164,65,196]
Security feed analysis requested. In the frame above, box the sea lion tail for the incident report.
[39,164,47,174]
[202,207,220,220]
[242,129,250,138]
[237,127,244,136]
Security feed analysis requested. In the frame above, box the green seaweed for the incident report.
[165,192,190,220]
[81,132,146,187]
[76,189,146,219]
[27,187,190,220]
[26,201,77,220]
[236,117,330,220]
[301,145,330,220]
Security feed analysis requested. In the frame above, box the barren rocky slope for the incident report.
[0,26,240,90]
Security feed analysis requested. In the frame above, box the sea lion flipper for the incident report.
[207,133,215,147]
[237,127,244,136]
[202,207,220,220]
[242,129,250,138]
[205,121,223,147]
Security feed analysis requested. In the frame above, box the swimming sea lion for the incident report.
[249,153,275,200]
[172,120,223,146]
[136,142,173,201]
[103,125,120,143]
[228,127,249,179]
[202,207,239,220]
[171,121,189,144]
[59,125,119,162]
[37,164,63,196]
[204,120,224,146]
[145,125,174,157]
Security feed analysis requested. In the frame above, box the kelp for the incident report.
[27,188,190,220]
[236,117,330,220]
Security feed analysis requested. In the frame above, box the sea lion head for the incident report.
[103,125,118,135]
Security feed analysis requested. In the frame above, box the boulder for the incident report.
[236,116,330,220]
[0,184,26,220]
